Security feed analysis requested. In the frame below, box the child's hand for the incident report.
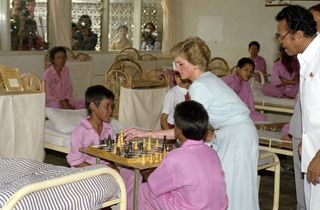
[59,99,75,109]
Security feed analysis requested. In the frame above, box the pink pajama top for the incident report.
[146,140,228,210]
[222,74,267,122]
[271,60,299,92]
[67,117,115,166]
[251,55,267,74]
[43,65,74,106]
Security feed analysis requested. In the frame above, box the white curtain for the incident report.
[49,0,72,48]
[161,0,175,57]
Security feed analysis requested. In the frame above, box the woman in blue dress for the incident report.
[125,37,259,210]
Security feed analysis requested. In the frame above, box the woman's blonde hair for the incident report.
[170,37,211,71]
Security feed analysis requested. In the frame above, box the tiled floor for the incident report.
[44,150,298,210]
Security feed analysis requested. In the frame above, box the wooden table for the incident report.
[80,146,160,210]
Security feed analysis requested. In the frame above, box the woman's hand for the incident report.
[124,128,148,140]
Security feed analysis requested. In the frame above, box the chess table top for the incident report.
[80,146,161,170]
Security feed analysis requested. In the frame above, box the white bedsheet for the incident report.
[252,82,295,108]
[45,124,71,150]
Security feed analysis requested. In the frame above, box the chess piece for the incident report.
[149,154,154,164]
[141,154,146,165]
[159,152,163,162]
[107,135,112,148]
[113,145,117,154]
[120,129,124,145]
[143,138,147,150]
[155,139,159,148]
[124,144,130,158]
[154,152,160,163]
[162,146,167,158]
[134,142,138,151]
[116,147,121,156]
[147,139,152,151]
[148,131,152,143]
[161,136,167,152]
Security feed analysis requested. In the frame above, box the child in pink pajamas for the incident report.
[262,48,299,98]
[222,57,268,122]
[139,100,228,210]
[66,85,139,210]
[43,46,84,109]
[249,41,267,82]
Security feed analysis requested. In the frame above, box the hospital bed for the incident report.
[44,108,139,154]
[256,122,293,157]
[251,73,295,114]
[0,157,126,210]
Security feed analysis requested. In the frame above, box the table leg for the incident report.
[133,169,140,210]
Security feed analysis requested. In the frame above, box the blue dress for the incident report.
[190,71,259,210]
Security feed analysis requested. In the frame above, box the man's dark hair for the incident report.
[85,85,114,115]
[174,100,209,141]
[237,57,255,70]
[248,41,260,50]
[276,5,317,38]
[49,46,66,64]
[78,14,92,28]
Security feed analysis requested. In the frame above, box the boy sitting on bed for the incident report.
[222,57,268,122]
[66,85,140,210]
[139,100,228,210]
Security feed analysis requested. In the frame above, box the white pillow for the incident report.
[45,108,88,133]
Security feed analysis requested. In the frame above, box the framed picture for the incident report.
[265,0,291,6]
[0,66,24,92]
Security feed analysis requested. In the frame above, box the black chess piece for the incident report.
[124,144,130,158]
[161,135,167,152]
[107,135,112,148]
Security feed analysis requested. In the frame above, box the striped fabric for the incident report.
[0,157,120,210]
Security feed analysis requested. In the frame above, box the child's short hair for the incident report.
[237,57,255,69]
[49,46,66,64]
[85,85,115,115]
[174,100,209,140]
[248,41,260,50]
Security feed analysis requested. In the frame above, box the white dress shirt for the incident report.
[297,34,320,172]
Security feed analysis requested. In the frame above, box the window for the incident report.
[10,0,48,51]
[108,0,134,51]
[3,0,165,52]
[140,0,162,51]
[108,0,162,51]
[71,0,103,51]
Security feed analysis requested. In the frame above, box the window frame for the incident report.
[0,0,167,53]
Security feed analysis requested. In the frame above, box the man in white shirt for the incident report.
[275,5,319,210]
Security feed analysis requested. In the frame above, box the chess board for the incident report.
[88,131,177,166]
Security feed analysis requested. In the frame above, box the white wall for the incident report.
[0,0,318,78]
[173,0,318,72]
